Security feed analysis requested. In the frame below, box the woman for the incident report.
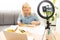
[17,3,40,26]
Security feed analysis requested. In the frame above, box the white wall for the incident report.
[55,0,60,18]
[0,0,42,12]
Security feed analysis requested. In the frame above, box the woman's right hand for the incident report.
[31,21,40,25]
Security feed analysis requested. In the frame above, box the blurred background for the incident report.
[0,0,60,32]
[0,0,59,13]
[0,0,60,18]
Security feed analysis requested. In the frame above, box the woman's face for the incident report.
[22,4,31,15]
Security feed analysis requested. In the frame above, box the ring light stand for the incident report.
[37,0,56,40]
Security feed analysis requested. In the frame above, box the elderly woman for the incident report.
[17,3,40,26]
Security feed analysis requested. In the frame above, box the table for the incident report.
[0,24,46,40]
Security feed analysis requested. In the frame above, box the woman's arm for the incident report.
[17,14,23,26]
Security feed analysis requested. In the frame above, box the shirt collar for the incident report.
[24,13,32,17]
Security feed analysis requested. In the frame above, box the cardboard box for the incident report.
[0,31,27,40]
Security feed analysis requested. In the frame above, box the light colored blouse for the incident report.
[17,13,39,24]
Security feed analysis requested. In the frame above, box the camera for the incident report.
[42,5,52,12]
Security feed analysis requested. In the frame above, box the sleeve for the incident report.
[17,14,22,22]
[33,13,39,21]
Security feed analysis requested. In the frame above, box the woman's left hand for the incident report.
[31,21,40,25]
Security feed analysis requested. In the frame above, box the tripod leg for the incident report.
[42,29,47,40]
[50,30,56,40]
[46,29,54,40]
[46,33,54,40]
[42,29,56,40]
[53,34,56,40]
[47,29,56,40]
[46,29,51,40]
[42,29,51,40]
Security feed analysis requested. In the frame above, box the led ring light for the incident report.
[37,0,55,20]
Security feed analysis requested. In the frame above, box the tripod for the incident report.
[42,20,56,40]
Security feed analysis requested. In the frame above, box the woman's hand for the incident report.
[17,22,27,26]
[17,22,22,26]
[31,21,40,25]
